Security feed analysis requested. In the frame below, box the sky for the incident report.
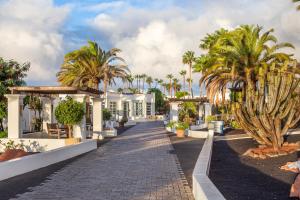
[0,0,299,95]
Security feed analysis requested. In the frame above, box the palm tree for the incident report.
[157,79,164,90]
[172,78,179,95]
[154,78,159,88]
[197,25,299,155]
[126,74,134,88]
[134,74,139,91]
[166,74,173,97]
[146,76,153,88]
[179,70,187,92]
[57,41,129,95]
[293,0,300,10]
[140,74,147,92]
[161,83,167,95]
[182,51,196,97]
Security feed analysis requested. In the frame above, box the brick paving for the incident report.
[12,121,194,200]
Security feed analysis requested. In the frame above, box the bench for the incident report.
[46,123,70,139]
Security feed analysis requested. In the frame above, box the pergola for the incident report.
[5,86,104,140]
[167,97,211,122]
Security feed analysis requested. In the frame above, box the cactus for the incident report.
[232,64,300,151]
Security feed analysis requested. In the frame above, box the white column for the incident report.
[170,102,180,122]
[152,92,155,116]
[204,103,212,120]
[143,100,147,118]
[129,101,133,120]
[42,97,53,133]
[92,97,103,133]
[198,104,204,120]
[5,94,24,138]
[69,94,87,139]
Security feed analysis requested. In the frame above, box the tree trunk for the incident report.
[189,63,192,98]
[103,79,108,97]
[169,80,172,97]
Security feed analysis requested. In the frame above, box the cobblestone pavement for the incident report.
[13,121,194,200]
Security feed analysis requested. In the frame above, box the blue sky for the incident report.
[0,0,299,95]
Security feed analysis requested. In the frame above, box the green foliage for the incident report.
[0,102,7,120]
[57,41,129,94]
[55,96,85,126]
[175,91,189,99]
[178,102,197,122]
[206,115,217,122]
[120,115,128,123]
[0,130,7,138]
[230,120,241,129]
[103,108,112,121]
[175,122,189,130]
[0,57,29,131]
[196,25,300,149]
[148,88,166,114]
[166,121,176,128]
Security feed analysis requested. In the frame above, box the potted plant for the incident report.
[119,115,128,127]
[166,121,176,132]
[55,96,85,138]
[175,122,189,138]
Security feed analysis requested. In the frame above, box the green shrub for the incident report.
[0,130,7,138]
[55,96,85,136]
[175,91,189,99]
[206,115,217,122]
[175,122,189,130]
[103,108,112,121]
[230,120,241,129]
[166,121,176,128]
[0,140,24,150]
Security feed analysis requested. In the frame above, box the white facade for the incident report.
[105,92,155,121]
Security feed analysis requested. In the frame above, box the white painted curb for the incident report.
[0,139,97,181]
[192,130,226,200]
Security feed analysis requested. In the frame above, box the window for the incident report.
[146,103,151,115]
[133,101,143,116]
[109,102,117,116]
[122,101,129,117]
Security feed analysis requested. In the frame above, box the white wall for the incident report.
[0,140,97,181]
[0,138,67,152]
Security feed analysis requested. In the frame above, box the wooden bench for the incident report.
[46,123,70,139]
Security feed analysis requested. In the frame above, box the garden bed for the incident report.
[209,134,300,200]
[167,132,205,188]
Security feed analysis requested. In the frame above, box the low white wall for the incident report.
[188,130,208,138]
[193,130,225,200]
[0,139,97,181]
[0,138,66,152]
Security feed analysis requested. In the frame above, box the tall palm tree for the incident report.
[146,76,153,88]
[57,41,129,95]
[134,74,139,90]
[166,74,173,97]
[293,0,300,10]
[182,51,196,97]
[126,74,134,88]
[157,79,164,90]
[179,70,187,92]
[140,74,147,92]
[154,78,159,88]
[172,78,179,95]
[197,25,299,153]
[161,83,167,95]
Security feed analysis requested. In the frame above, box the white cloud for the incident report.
[89,0,300,94]
[83,1,125,12]
[0,0,70,82]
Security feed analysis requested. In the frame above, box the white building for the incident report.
[105,91,155,121]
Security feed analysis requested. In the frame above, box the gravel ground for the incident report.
[209,133,300,200]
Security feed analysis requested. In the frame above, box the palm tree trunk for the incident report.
[103,79,108,96]
[189,63,192,97]
[169,80,172,97]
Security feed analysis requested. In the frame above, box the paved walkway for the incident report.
[13,121,193,200]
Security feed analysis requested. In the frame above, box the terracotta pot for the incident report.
[176,129,185,138]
